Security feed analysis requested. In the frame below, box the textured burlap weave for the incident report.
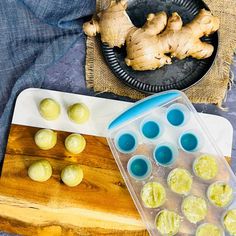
[86,0,236,105]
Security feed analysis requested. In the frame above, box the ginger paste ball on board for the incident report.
[39,98,61,120]
[34,129,57,150]
[65,133,86,154]
[28,159,52,182]
[67,103,90,124]
[61,164,83,187]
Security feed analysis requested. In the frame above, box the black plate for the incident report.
[101,0,218,93]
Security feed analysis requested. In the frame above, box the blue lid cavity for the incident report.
[127,155,152,180]
[153,143,178,167]
[115,131,138,154]
[179,131,202,153]
[141,120,163,140]
[166,103,189,127]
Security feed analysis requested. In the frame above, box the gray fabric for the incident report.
[0,0,96,162]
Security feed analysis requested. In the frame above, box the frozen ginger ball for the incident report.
[34,129,57,150]
[223,209,236,236]
[39,98,61,120]
[61,164,83,187]
[28,159,52,182]
[156,209,181,235]
[67,103,90,124]
[65,133,86,154]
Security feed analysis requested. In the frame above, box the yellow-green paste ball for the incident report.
[39,98,61,120]
[193,155,218,180]
[61,164,83,187]
[223,209,236,236]
[156,209,181,236]
[67,103,90,124]
[141,182,166,208]
[182,195,207,224]
[167,168,192,195]
[28,160,52,182]
[34,129,57,150]
[65,133,86,154]
[196,223,223,236]
[207,182,233,207]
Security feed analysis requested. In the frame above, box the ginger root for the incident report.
[126,9,220,70]
[125,11,171,70]
[83,0,134,48]
[83,0,220,71]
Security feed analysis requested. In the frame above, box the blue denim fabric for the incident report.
[0,0,96,162]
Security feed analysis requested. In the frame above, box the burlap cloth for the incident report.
[85,0,236,105]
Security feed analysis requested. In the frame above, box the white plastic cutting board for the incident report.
[13,88,233,157]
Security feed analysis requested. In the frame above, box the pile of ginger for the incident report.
[83,0,220,71]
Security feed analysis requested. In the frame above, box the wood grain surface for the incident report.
[0,125,231,236]
[0,124,148,236]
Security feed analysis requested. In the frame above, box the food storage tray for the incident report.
[107,90,236,236]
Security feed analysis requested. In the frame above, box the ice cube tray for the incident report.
[107,90,236,236]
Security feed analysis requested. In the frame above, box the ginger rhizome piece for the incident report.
[83,0,134,48]
[126,9,220,70]
[125,11,170,70]
[83,0,220,71]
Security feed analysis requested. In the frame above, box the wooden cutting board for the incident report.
[0,89,233,236]
[1,124,147,236]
